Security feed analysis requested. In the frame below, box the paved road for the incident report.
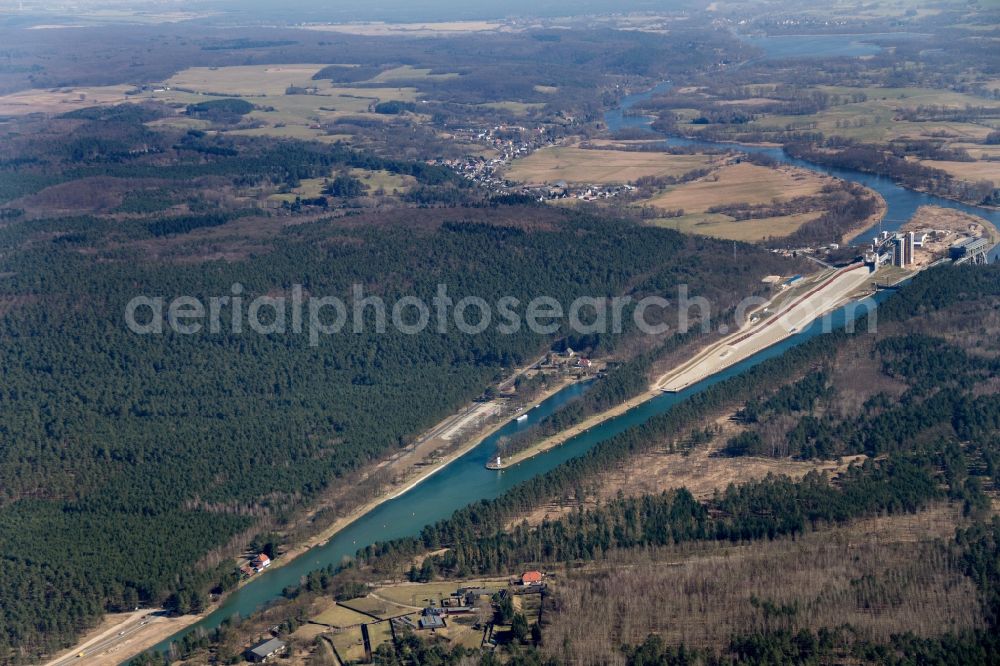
[412,352,548,445]
[45,613,161,666]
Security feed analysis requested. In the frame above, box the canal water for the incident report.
[151,40,997,654]
[152,295,882,655]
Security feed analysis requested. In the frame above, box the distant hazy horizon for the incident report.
[0,0,701,23]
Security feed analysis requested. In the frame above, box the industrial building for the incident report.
[868,230,916,268]
[883,231,915,267]
[949,236,992,265]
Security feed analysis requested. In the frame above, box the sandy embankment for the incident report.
[41,609,206,666]
[499,265,875,470]
[101,374,576,664]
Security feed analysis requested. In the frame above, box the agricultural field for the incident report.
[266,168,414,204]
[653,211,824,242]
[741,86,1000,144]
[329,626,368,662]
[504,146,718,185]
[0,85,136,116]
[644,162,828,213]
[311,602,372,628]
[350,168,416,194]
[338,595,414,620]
[0,64,426,142]
[920,159,1000,185]
[953,143,1000,160]
[165,64,334,96]
[374,580,504,609]
[367,622,394,650]
[369,65,461,83]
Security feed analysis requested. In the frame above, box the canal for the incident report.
[152,292,882,655]
[151,36,999,654]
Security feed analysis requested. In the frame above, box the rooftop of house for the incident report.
[247,637,285,658]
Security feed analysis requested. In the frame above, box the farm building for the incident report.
[245,638,286,662]
[419,613,445,629]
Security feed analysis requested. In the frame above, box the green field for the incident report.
[745,86,1000,143]
[652,211,824,242]
[312,603,372,628]
[370,65,460,82]
[374,580,503,608]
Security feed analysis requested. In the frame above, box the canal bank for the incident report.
[140,290,885,660]
[134,67,1000,659]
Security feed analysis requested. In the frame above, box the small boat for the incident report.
[516,414,528,422]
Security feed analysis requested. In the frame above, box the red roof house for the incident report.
[521,571,543,585]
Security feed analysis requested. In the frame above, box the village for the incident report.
[435,124,635,202]
[240,571,548,664]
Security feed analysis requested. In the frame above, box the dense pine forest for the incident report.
[4,2,1000,662]
[0,124,800,660]
[154,266,1000,665]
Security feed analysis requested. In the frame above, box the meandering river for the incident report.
[149,58,999,656]
[606,81,1000,255]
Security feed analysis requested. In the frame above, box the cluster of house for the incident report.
[542,348,595,372]
[437,124,560,194]
[396,573,545,633]
[239,553,272,578]
[437,122,640,204]
[396,585,494,632]
[543,181,636,202]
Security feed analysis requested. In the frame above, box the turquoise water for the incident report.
[148,72,988,655]
[151,291,882,654]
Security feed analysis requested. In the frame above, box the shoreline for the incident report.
[499,387,661,469]
[110,374,578,663]
[842,188,888,246]
[287,375,579,554]
[496,266,877,471]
